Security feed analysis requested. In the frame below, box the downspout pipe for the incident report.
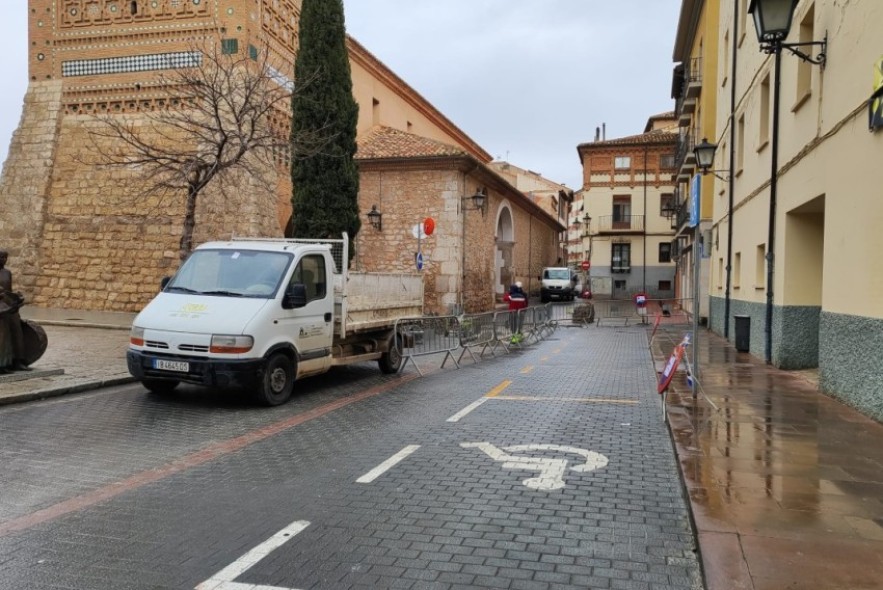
[765,45,783,365]
[724,0,738,338]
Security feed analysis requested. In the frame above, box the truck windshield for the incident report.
[166,249,293,299]
[544,269,571,280]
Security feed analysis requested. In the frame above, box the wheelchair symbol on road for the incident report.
[461,443,609,491]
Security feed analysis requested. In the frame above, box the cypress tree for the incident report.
[289,0,360,253]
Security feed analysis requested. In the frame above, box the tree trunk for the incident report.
[179,185,199,261]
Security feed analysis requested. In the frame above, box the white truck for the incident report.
[126,235,423,405]
[539,266,578,303]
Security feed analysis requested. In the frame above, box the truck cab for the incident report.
[539,267,577,302]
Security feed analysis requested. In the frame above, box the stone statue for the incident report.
[0,250,32,373]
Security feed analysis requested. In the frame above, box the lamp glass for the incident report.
[367,205,382,229]
[471,192,486,211]
[693,138,717,171]
[749,0,798,43]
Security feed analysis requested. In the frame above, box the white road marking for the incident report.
[195,520,309,590]
[446,398,488,422]
[356,445,421,483]
[461,442,609,491]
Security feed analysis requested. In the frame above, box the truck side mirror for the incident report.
[283,283,308,309]
[160,276,171,291]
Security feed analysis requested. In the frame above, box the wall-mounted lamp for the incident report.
[693,138,730,181]
[582,213,592,237]
[749,0,826,66]
[366,204,382,231]
[464,187,488,217]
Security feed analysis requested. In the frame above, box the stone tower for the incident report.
[0,0,301,311]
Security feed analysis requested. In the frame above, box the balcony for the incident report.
[595,215,645,235]
[684,57,702,99]
[675,134,696,182]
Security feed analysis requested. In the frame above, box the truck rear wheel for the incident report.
[142,379,179,395]
[378,334,403,374]
[255,352,295,406]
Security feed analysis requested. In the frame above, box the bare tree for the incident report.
[86,42,326,260]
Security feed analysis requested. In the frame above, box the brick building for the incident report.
[576,114,678,299]
[0,1,563,315]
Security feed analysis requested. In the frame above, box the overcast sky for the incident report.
[0,1,680,190]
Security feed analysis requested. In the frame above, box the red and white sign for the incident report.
[657,343,684,394]
[580,260,590,271]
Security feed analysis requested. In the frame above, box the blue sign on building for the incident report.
[689,174,700,228]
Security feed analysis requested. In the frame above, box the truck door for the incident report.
[278,253,333,375]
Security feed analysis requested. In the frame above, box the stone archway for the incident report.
[495,205,515,296]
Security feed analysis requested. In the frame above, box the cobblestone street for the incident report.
[0,324,702,590]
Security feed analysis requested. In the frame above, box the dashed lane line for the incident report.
[356,445,421,483]
[484,380,512,398]
[196,519,310,590]
[446,380,511,422]
[491,396,640,404]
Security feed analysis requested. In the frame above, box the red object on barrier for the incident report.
[634,292,647,308]
[658,343,684,394]
[650,312,662,341]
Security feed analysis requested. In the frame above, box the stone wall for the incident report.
[356,165,560,315]
[1,102,285,313]
[0,81,63,297]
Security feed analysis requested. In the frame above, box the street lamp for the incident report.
[366,204,382,231]
[463,187,488,217]
[748,0,827,364]
[693,138,730,181]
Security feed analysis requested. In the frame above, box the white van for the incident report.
[539,267,577,302]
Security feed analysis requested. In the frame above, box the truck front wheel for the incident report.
[378,334,403,374]
[256,353,295,406]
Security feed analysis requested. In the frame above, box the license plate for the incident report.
[153,359,189,372]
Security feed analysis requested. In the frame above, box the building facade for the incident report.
[576,115,679,299]
[671,0,721,323]
[705,0,883,420]
[0,1,563,315]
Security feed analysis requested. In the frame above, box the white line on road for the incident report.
[446,398,488,422]
[195,520,310,590]
[356,445,421,483]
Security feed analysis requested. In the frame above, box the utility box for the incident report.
[734,315,750,352]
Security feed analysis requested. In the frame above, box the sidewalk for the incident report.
[0,307,135,404]
[651,324,883,590]
[1,309,882,589]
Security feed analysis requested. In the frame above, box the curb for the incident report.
[0,376,136,406]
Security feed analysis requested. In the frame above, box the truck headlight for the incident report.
[210,335,254,354]
[130,326,145,346]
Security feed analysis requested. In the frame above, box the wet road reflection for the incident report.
[652,325,883,590]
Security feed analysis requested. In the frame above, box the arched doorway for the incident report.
[495,205,515,296]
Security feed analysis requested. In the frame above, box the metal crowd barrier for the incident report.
[395,315,461,376]
[393,303,589,374]
[456,312,497,363]
[593,299,640,326]
[546,301,595,329]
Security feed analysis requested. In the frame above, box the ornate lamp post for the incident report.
[748,0,826,364]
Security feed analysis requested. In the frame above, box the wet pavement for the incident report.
[1,309,881,589]
[651,324,883,590]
